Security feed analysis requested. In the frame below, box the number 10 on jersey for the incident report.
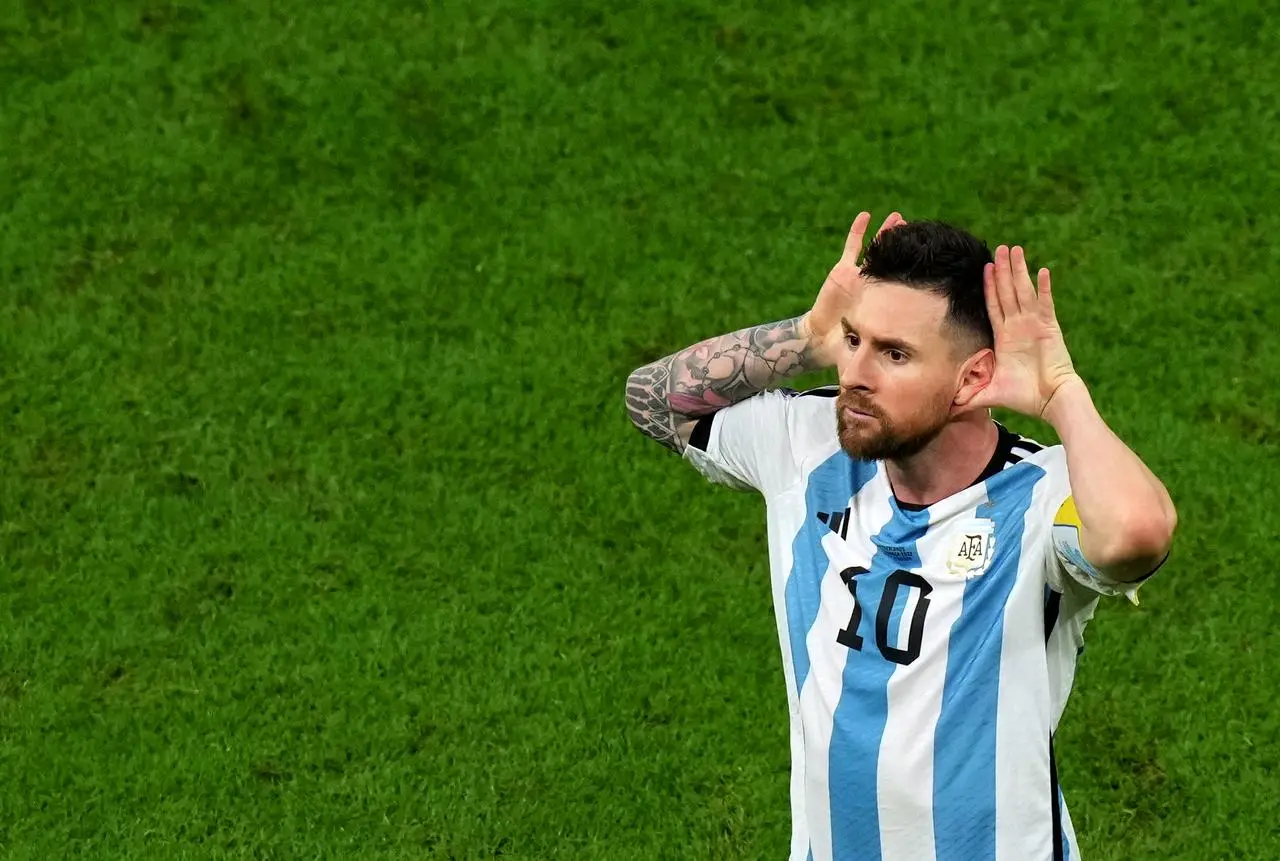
[835,566,933,666]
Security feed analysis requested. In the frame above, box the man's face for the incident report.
[835,281,968,461]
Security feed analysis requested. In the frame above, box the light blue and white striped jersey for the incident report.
[683,386,1150,861]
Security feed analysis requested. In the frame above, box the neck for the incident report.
[885,412,999,507]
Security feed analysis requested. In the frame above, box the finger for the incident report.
[983,261,1004,323]
[966,387,996,412]
[1011,246,1035,310]
[874,211,904,238]
[993,245,1020,315]
[843,212,872,260]
[964,377,1002,413]
[1037,267,1056,319]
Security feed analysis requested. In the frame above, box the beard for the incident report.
[836,388,954,461]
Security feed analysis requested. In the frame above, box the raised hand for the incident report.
[968,245,1080,418]
[802,211,906,365]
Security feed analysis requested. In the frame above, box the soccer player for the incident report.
[624,212,1176,861]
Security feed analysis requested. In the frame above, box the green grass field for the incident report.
[2,0,1277,857]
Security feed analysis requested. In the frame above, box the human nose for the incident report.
[838,345,875,393]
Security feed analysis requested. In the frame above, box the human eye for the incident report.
[887,349,908,364]
[845,332,860,349]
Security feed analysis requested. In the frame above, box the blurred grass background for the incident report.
[1,0,1277,857]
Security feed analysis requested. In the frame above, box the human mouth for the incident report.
[843,407,876,422]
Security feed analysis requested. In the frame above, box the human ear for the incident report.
[951,347,995,412]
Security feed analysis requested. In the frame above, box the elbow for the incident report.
[1162,500,1178,545]
[1123,491,1179,558]
[1088,506,1177,579]
[623,370,650,432]
[624,369,691,455]
[1144,494,1179,559]
[624,369,675,446]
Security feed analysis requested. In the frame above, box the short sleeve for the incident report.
[681,388,803,496]
[1049,495,1159,604]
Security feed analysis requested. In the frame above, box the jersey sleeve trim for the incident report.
[688,413,714,452]
[686,384,829,454]
[1051,495,1162,604]
[678,384,835,495]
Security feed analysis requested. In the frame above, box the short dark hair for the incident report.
[860,221,994,351]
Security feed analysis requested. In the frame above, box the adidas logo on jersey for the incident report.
[816,508,851,540]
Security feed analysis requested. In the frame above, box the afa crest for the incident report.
[945,518,996,579]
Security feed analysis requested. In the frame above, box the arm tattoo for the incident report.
[625,315,821,453]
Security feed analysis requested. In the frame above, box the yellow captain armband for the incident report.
[1051,496,1142,605]
[1053,495,1084,530]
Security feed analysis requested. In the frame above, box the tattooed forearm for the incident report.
[624,315,822,453]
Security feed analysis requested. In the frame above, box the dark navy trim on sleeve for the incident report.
[688,413,715,452]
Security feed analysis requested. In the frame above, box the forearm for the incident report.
[1044,376,1177,580]
[625,314,829,452]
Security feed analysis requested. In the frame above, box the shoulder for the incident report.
[691,384,838,441]
[788,384,840,400]
[747,383,839,408]
[779,384,840,435]
[993,432,1076,532]
[682,384,841,495]
[780,384,841,418]
[974,423,1059,488]
[1001,423,1053,462]
[1017,437,1067,477]
[989,423,1063,474]
[687,383,840,464]
[982,425,1069,515]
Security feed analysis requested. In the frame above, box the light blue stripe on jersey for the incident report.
[1059,787,1071,860]
[933,463,1047,861]
[785,453,879,694]
[828,503,930,861]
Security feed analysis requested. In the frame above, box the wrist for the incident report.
[1041,374,1092,430]
[797,312,816,350]
[798,313,836,370]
